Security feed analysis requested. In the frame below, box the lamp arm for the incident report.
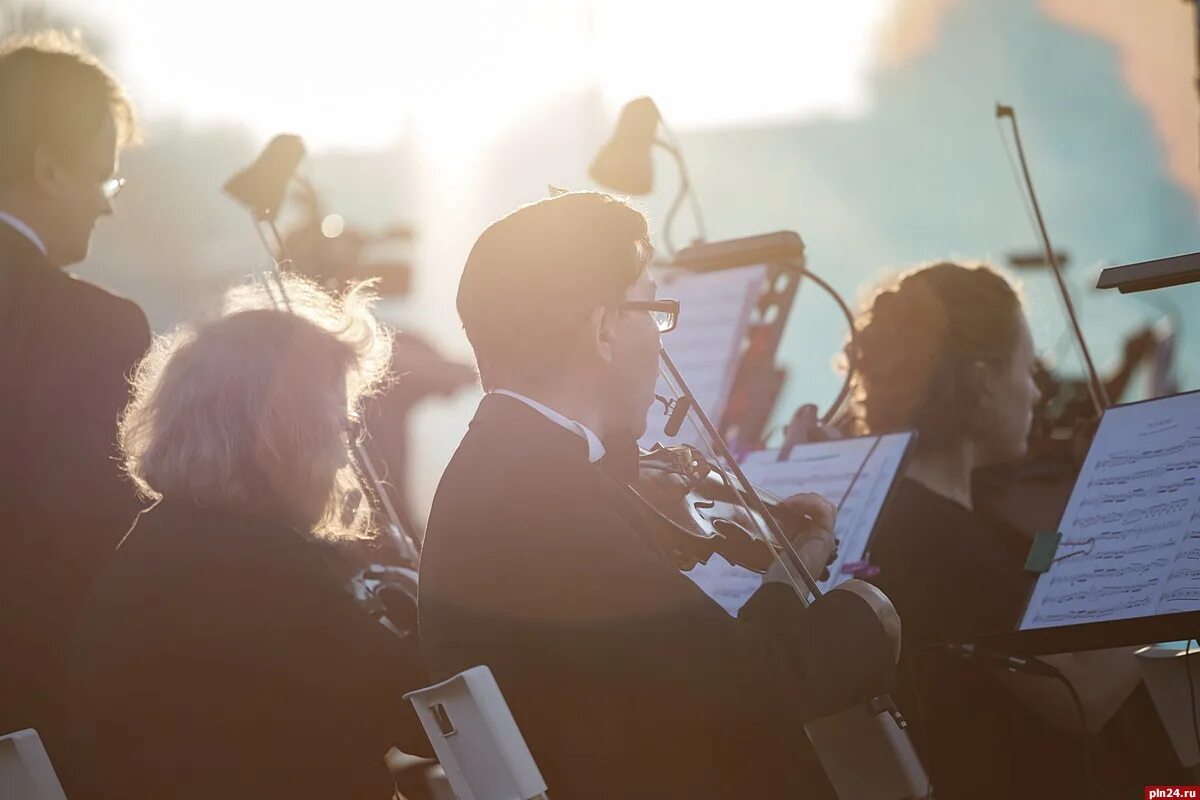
[654,138,708,259]
[657,118,708,244]
[655,141,686,258]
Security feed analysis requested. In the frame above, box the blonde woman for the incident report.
[68,276,430,800]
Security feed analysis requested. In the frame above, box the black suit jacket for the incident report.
[0,220,151,754]
[419,394,895,799]
[68,499,433,800]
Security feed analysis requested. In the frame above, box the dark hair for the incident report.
[0,31,139,187]
[457,191,653,389]
[846,261,1023,451]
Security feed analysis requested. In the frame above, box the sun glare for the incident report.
[593,1,893,127]
[65,0,892,154]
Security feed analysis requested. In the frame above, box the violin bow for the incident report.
[658,348,826,601]
[224,135,422,564]
[995,103,1110,417]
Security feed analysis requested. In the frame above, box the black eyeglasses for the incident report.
[617,299,679,334]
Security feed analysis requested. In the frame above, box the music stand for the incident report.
[1096,252,1200,294]
[670,232,806,449]
[980,390,1200,656]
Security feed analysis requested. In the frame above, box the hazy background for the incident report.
[6,0,1198,523]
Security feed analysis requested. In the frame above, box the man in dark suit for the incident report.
[0,32,150,758]
[419,191,901,798]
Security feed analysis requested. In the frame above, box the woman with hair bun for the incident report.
[68,276,431,800]
[850,262,1146,799]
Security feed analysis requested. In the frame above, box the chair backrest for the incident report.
[1136,643,1200,768]
[0,729,68,800]
[405,666,547,800]
[805,696,931,799]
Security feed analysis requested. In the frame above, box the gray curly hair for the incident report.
[119,275,392,539]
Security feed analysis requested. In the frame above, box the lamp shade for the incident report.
[588,97,661,195]
[223,134,307,221]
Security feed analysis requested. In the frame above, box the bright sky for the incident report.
[46,0,896,511]
[42,0,1199,515]
[60,0,894,152]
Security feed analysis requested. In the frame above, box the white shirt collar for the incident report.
[0,211,48,257]
[491,389,607,463]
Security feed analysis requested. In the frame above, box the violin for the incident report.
[632,341,919,795]
[629,443,833,579]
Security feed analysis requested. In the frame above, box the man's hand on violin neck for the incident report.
[779,492,837,578]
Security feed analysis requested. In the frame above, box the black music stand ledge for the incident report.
[1096,251,1200,294]
[979,610,1200,657]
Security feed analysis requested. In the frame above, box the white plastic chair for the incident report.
[405,666,548,800]
[0,729,68,800]
[806,696,932,799]
[1136,642,1200,768]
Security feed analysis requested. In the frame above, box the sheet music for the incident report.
[1020,391,1200,630]
[684,432,915,616]
[641,265,765,450]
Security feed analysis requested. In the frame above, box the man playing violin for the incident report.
[419,191,900,799]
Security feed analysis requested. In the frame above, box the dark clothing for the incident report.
[868,478,1052,799]
[0,221,150,759]
[419,394,895,800]
[68,499,432,800]
[868,478,1034,662]
[868,478,1185,799]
